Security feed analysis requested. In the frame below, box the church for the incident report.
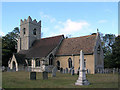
[8,16,104,74]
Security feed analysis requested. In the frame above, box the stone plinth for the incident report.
[75,50,90,85]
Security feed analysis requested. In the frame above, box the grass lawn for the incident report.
[2,71,118,88]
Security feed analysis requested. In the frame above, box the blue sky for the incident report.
[1,2,118,38]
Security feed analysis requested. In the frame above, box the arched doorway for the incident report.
[57,61,60,70]
[49,54,54,65]
[12,61,16,71]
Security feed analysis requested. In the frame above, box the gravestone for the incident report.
[104,69,106,74]
[69,68,72,74]
[60,68,63,73]
[52,67,57,77]
[86,69,89,74]
[30,72,36,80]
[71,69,74,75]
[75,50,90,85]
[113,68,115,74]
[63,69,65,74]
[97,69,100,73]
[42,71,48,80]
[103,69,105,74]
[100,69,102,74]
[65,68,68,73]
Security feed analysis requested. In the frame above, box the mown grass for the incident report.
[2,71,118,88]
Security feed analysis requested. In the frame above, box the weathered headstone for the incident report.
[97,69,100,73]
[104,69,106,74]
[86,69,89,74]
[30,72,36,80]
[60,68,63,73]
[63,69,65,74]
[52,67,57,77]
[65,68,68,73]
[113,68,115,74]
[42,71,48,80]
[75,50,90,85]
[69,68,72,74]
[71,69,74,75]
[119,69,120,74]
[116,68,118,73]
[103,69,105,74]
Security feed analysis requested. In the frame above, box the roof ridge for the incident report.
[66,34,96,39]
[40,35,64,40]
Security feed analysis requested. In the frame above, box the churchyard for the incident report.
[2,71,119,88]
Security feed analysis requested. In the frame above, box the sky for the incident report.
[1,2,118,38]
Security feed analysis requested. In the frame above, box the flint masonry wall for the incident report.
[17,16,41,52]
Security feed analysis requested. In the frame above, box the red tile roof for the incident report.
[56,34,97,55]
[20,35,64,58]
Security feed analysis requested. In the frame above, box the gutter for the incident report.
[55,53,93,57]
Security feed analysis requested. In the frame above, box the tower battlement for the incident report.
[17,16,41,52]
[20,16,41,26]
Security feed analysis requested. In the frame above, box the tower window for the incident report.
[33,28,36,35]
[23,28,26,35]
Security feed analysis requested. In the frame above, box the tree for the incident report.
[100,33,116,68]
[2,27,20,66]
[111,35,120,68]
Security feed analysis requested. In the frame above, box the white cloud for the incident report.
[58,19,90,35]
[40,12,56,23]
[98,20,107,23]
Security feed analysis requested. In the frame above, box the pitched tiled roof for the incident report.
[23,35,64,58]
[14,53,27,65]
[56,34,97,55]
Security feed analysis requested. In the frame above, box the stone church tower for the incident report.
[17,16,41,52]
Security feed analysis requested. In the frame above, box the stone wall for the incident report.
[17,16,41,52]
[94,32,104,71]
[8,54,18,71]
[54,54,95,74]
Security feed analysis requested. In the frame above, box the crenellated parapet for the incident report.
[20,16,41,26]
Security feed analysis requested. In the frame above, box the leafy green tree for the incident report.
[2,27,20,66]
[101,33,116,68]
[111,35,120,68]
